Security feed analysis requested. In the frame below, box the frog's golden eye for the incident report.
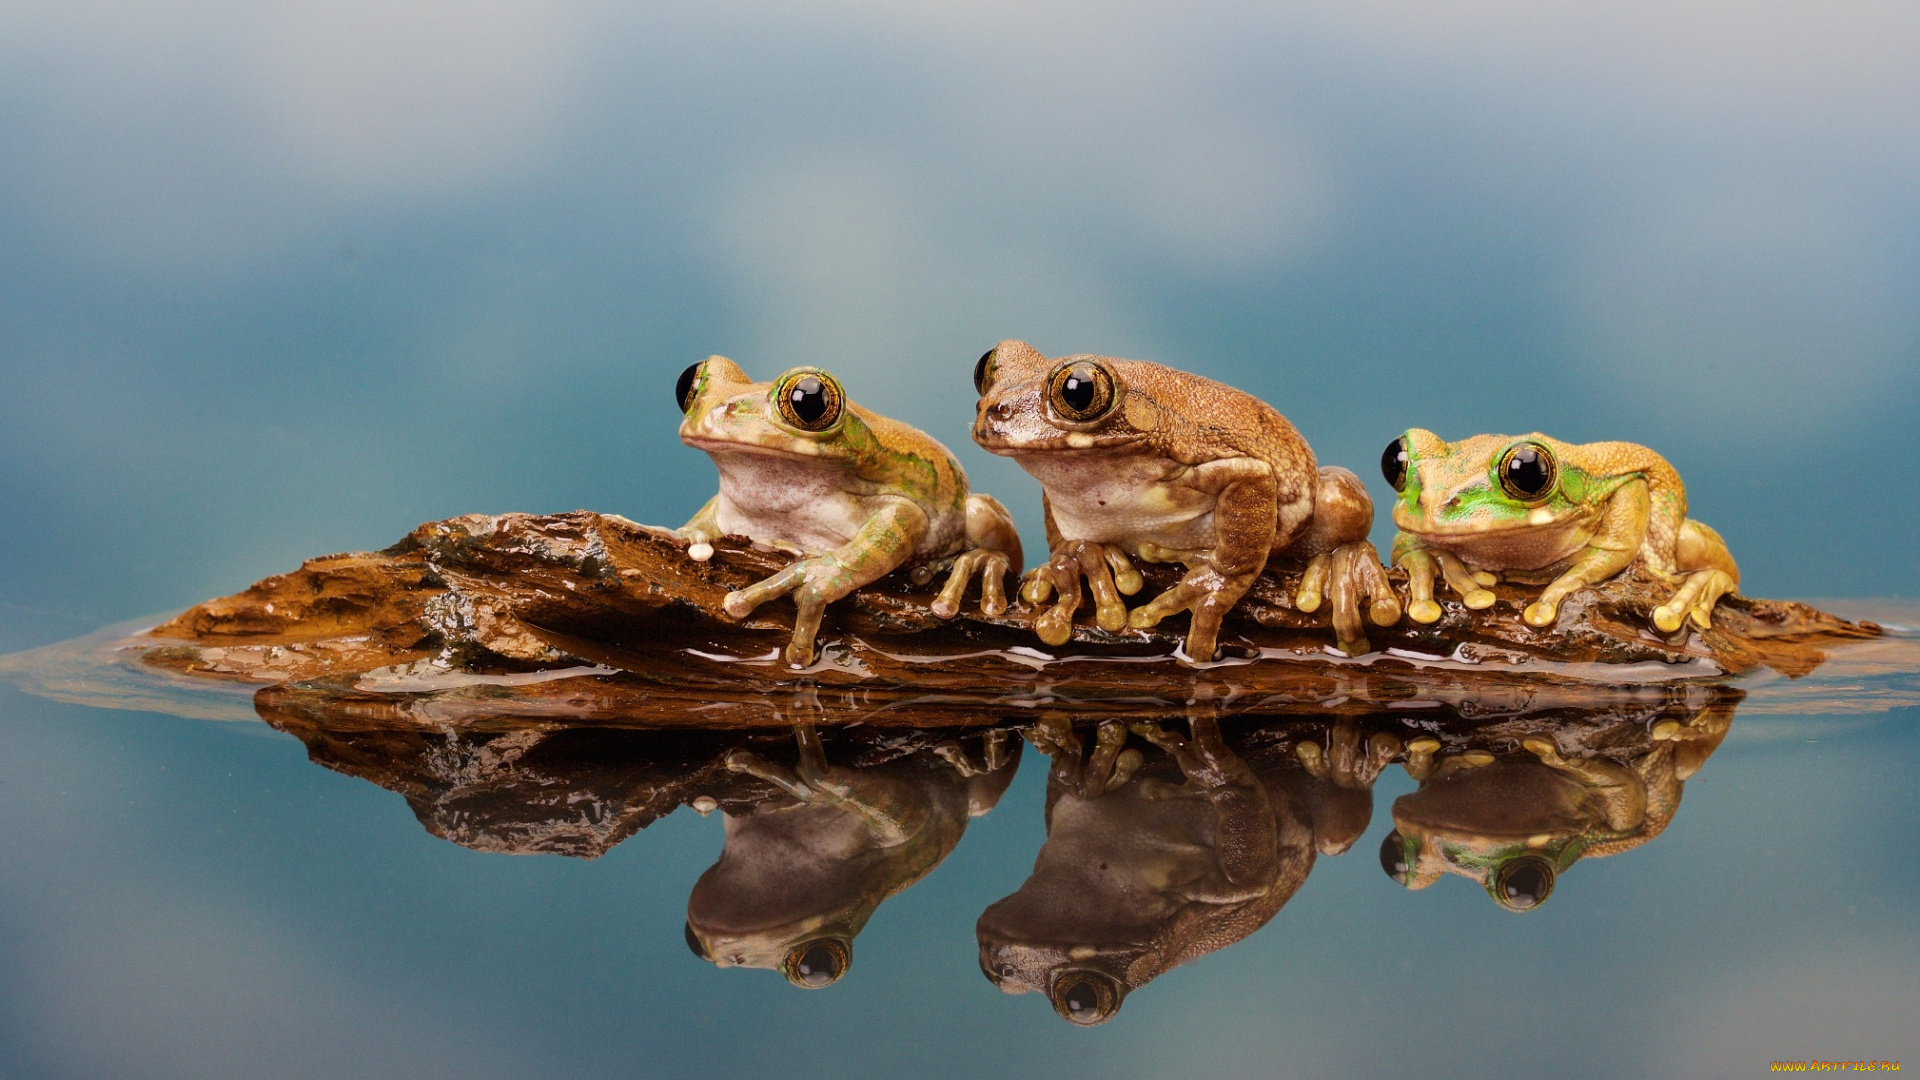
[781,938,849,988]
[1497,442,1557,502]
[973,347,998,396]
[675,361,704,414]
[1379,830,1413,885]
[1381,437,1410,492]
[1490,855,1556,912]
[1046,360,1117,423]
[774,370,844,432]
[1051,970,1121,1025]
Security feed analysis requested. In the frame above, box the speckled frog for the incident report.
[676,356,1023,666]
[1382,430,1740,632]
[972,341,1399,661]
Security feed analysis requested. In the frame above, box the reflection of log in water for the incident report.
[258,685,1741,1014]
[132,513,1873,728]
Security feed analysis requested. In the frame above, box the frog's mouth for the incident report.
[682,435,840,463]
[1392,501,1586,538]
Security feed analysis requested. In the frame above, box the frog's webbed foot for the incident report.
[933,728,1013,777]
[1394,542,1497,625]
[1298,541,1402,655]
[1297,720,1403,788]
[1125,564,1256,663]
[1650,568,1739,633]
[1402,737,1441,781]
[1026,717,1140,797]
[930,547,1015,619]
[1521,736,1569,769]
[1019,541,1143,646]
[675,526,719,563]
[723,553,864,667]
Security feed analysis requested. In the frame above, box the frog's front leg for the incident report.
[723,498,929,666]
[1130,713,1278,901]
[1024,715,1141,798]
[676,496,723,562]
[1525,478,1647,627]
[931,494,1025,619]
[1392,533,1497,624]
[1125,458,1277,662]
[1522,737,1646,833]
[1019,496,1144,645]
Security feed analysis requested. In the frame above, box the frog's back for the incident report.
[1109,358,1315,477]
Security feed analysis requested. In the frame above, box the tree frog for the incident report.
[675,356,1023,666]
[1378,703,1732,911]
[1381,430,1740,632]
[686,724,1018,988]
[975,713,1313,1025]
[971,341,1400,661]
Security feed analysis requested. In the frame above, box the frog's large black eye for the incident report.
[1051,970,1121,1026]
[1379,830,1412,884]
[774,370,844,432]
[1382,436,1410,492]
[974,347,998,396]
[1497,442,1557,502]
[684,922,712,961]
[1046,360,1117,423]
[675,362,704,414]
[1491,855,1556,912]
[782,938,850,989]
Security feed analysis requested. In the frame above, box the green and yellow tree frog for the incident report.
[971,341,1400,661]
[676,356,1023,666]
[1381,430,1740,632]
[687,724,1018,988]
[1378,702,1732,911]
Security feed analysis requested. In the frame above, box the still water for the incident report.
[0,605,1915,1079]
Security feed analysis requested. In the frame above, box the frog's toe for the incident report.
[1522,599,1559,627]
[1472,570,1499,587]
[1652,568,1737,633]
[1296,553,1330,614]
[1462,588,1496,610]
[1408,598,1443,624]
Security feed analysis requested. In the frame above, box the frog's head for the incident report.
[970,340,1151,457]
[685,853,866,988]
[974,931,1134,1026]
[1382,429,1612,539]
[676,356,874,465]
[684,917,853,989]
[1381,828,1565,912]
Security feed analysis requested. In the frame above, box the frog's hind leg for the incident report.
[1651,519,1740,632]
[931,494,1026,619]
[1288,467,1401,655]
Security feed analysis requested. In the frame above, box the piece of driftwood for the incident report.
[113,510,1876,727]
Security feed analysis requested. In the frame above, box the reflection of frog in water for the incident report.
[1380,702,1733,911]
[686,724,1018,988]
[977,712,1324,1025]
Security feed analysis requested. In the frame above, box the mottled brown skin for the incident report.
[975,712,1314,1025]
[972,340,1399,660]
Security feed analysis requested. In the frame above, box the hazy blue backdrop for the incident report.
[1,3,1918,1077]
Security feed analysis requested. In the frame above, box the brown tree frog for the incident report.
[971,341,1399,661]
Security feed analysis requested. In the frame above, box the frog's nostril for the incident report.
[992,403,1014,421]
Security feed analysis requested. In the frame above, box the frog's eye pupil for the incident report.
[789,377,827,421]
[1379,830,1411,884]
[1382,437,1409,492]
[1499,444,1556,501]
[1060,373,1096,413]
[974,348,996,395]
[1062,980,1100,1020]
[675,362,703,413]
[1494,856,1555,912]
